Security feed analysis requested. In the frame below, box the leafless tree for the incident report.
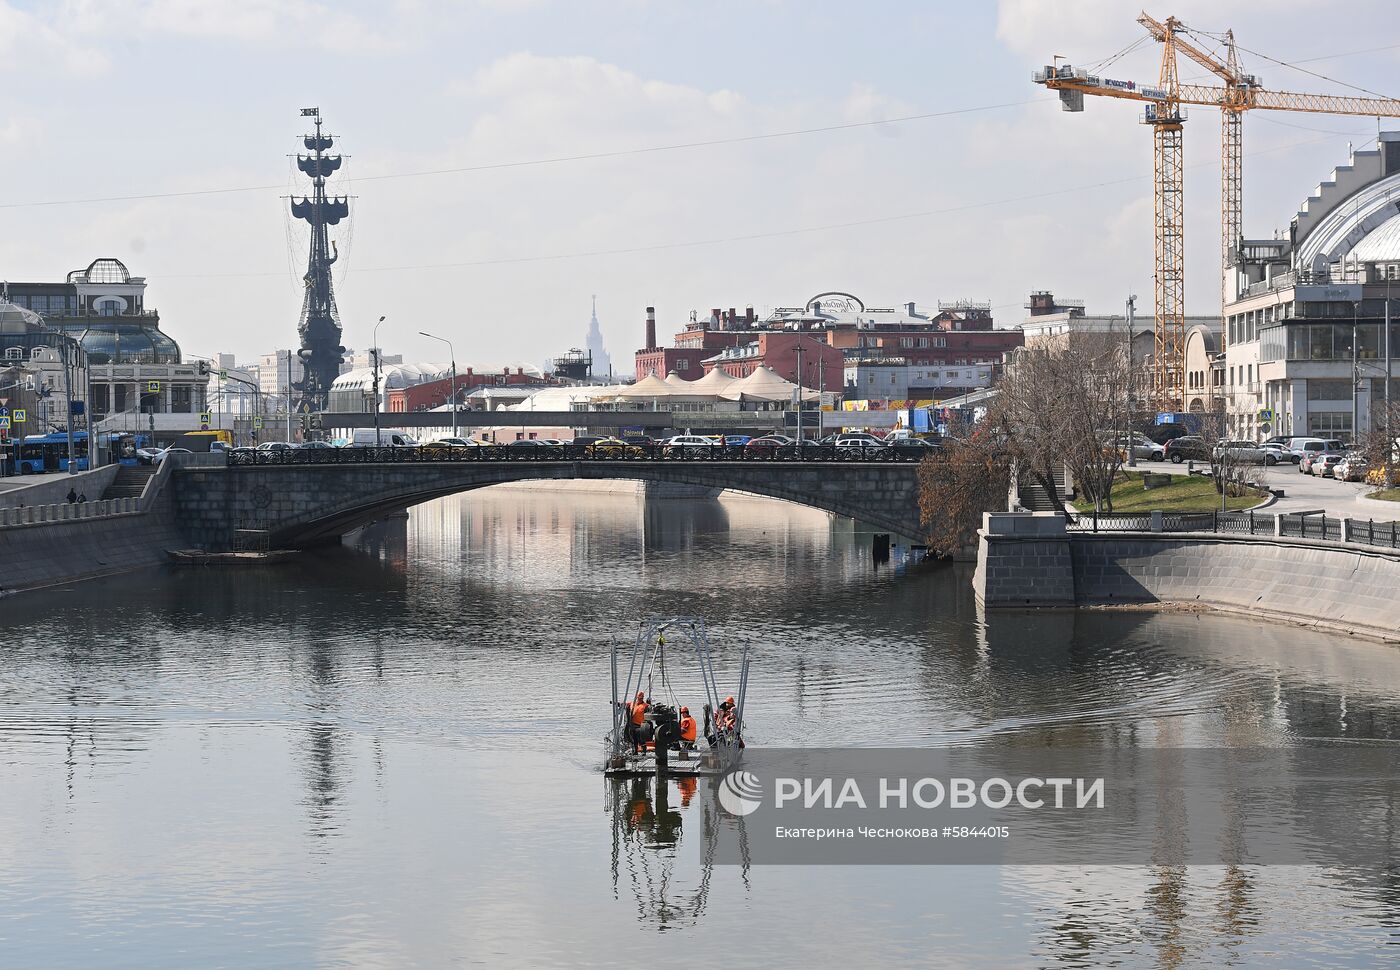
[917,424,1011,558]
[1198,411,1254,507]
[916,337,1137,553]
[997,338,1134,514]
[1361,397,1400,488]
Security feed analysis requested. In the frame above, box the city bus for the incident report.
[16,431,90,474]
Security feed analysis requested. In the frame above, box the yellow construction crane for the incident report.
[1034,12,1400,412]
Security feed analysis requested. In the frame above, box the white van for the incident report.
[1286,437,1342,464]
[345,428,419,448]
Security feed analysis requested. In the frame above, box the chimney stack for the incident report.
[728,308,738,330]
[711,307,722,328]
[645,306,657,350]
[905,302,916,317]
[745,305,755,324]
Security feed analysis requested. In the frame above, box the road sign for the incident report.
[252,417,264,430]
[199,411,212,424]
[1257,408,1274,423]
[0,417,10,430]
[218,370,228,379]
[148,381,161,393]
[12,409,25,423]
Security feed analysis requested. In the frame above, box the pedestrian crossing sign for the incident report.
[253,417,264,430]
[148,381,161,393]
[12,409,24,423]
[199,412,212,424]
[0,417,9,430]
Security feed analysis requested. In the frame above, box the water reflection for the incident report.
[607,776,750,931]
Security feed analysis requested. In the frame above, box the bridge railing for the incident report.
[225,442,931,466]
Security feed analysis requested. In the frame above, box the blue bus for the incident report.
[16,431,90,474]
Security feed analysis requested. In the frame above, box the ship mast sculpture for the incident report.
[290,107,349,413]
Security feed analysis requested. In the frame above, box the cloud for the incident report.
[0,2,109,75]
[60,0,408,54]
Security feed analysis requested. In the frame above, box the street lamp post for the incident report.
[419,330,458,440]
[372,316,386,447]
[1126,295,1137,469]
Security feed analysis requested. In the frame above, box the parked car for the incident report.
[1212,440,1274,465]
[662,434,722,457]
[1259,442,1289,464]
[886,438,941,457]
[256,441,296,452]
[1287,437,1344,465]
[586,437,645,457]
[832,432,884,449]
[834,435,886,453]
[570,435,606,447]
[434,437,481,448]
[343,429,419,448]
[1164,435,1211,463]
[1106,431,1165,461]
[722,435,752,447]
[744,436,789,456]
[1299,448,1342,475]
[1333,453,1369,482]
[1311,452,1345,478]
[509,439,562,453]
[135,446,164,465]
[297,440,338,450]
[153,447,193,465]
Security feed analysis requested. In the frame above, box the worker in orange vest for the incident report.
[627,691,649,753]
[678,706,697,753]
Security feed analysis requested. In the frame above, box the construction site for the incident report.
[1034,11,1400,440]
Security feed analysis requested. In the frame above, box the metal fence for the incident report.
[1072,509,1400,551]
[227,442,929,466]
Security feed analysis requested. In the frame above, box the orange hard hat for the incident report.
[725,696,735,705]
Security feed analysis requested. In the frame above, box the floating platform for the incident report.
[167,549,297,566]
[604,750,728,778]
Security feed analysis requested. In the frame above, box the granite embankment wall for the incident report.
[975,512,1400,642]
[0,465,119,507]
[0,465,182,596]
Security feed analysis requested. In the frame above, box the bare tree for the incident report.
[917,426,1011,558]
[916,337,1137,553]
[997,338,1134,514]
[1198,411,1252,508]
[1361,397,1400,488]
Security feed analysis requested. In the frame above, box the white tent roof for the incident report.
[688,367,737,392]
[614,372,677,401]
[659,371,722,401]
[720,364,818,402]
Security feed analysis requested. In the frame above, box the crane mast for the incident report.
[1033,11,1400,413]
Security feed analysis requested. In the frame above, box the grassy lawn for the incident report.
[1367,487,1400,502]
[1072,471,1264,513]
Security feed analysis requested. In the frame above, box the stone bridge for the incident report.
[171,458,925,549]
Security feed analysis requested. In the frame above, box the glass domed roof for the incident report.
[60,320,181,365]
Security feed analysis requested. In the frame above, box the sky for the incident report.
[2,0,1399,371]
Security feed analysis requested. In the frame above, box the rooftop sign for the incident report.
[806,292,865,314]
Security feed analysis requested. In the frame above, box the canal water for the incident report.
[2,486,1398,968]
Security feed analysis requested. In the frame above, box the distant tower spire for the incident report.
[585,296,612,378]
[290,107,349,412]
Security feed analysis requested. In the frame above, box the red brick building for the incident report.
[703,332,845,391]
[387,367,543,412]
